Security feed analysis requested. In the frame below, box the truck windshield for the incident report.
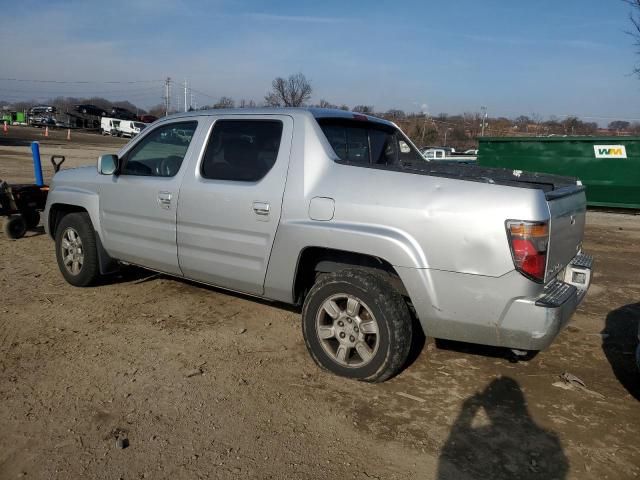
[317,118,425,166]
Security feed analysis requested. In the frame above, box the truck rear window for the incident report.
[317,118,424,166]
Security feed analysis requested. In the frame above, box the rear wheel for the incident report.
[55,212,101,286]
[302,269,413,382]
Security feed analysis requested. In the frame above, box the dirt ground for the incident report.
[1,126,639,480]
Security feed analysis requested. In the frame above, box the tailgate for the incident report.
[544,188,587,283]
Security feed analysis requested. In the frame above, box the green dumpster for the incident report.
[478,136,640,209]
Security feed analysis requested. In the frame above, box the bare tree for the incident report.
[214,96,235,109]
[627,0,640,75]
[514,115,531,132]
[317,99,337,109]
[238,99,256,108]
[352,105,374,114]
[264,73,312,107]
[608,120,631,130]
[385,109,406,120]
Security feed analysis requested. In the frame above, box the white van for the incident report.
[118,120,147,138]
[101,117,121,136]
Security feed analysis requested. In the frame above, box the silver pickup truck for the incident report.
[44,108,593,382]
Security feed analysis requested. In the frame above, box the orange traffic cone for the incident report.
[2,121,7,134]
[44,126,49,137]
[66,128,71,141]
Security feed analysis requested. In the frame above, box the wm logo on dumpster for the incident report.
[594,145,627,159]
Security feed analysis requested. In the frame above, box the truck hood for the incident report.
[49,166,101,196]
[51,165,98,187]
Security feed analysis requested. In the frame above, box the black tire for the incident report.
[55,212,101,287]
[3,215,27,239]
[302,269,413,382]
[23,209,40,229]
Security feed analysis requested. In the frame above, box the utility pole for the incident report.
[481,106,487,136]
[444,127,452,146]
[184,79,188,112]
[190,93,195,111]
[164,77,171,116]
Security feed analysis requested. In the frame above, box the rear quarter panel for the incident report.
[263,114,550,303]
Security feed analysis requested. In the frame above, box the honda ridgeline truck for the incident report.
[44,108,593,382]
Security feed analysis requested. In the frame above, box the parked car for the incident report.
[74,104,108,117]
[422,148,477,163]
[30,116,56,127]
[100,117,121,136]
[29,105,56,115]
[111,107,137,121]
[44,108,592,382]
[118,120,147,138]
[422,146,455,155]
[422,148,447,160]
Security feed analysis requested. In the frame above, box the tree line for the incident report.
[2,72,635,150]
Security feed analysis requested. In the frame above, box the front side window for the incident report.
[201,120,283,182]
[318,118,424,166]
[121,121,197,177]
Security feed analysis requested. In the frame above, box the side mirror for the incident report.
[98,154,119,175]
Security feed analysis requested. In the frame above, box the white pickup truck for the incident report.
[44,108,592,382]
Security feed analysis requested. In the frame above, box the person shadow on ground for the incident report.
[602,303,640,401]
[436,376,568,480]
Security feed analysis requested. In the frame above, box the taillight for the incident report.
[506,221,549,282]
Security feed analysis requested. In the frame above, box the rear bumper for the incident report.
[498,253,593,350]
[397,253,593,351]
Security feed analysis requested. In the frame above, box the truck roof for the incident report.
[159,107,396,128]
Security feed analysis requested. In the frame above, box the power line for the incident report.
[0,86,163,96]
[189,87,219,101]
[0,77,163,84]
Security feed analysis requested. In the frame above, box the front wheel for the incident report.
[55,212,101,287]
[302,269,413,382]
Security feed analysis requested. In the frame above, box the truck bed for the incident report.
[399,160,584,197]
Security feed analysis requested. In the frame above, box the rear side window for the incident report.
[322,125,369,164]
[201,120,283,181]
[318,118,424,166]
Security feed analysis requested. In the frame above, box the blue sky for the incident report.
[0,0,638,123]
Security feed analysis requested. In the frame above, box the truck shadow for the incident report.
[433,338,538,363]
[436,376,568,480]
[108,266,301,313]
[107,267,428,371]
[602,303,640,401]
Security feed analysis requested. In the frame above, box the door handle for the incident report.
[253,201,270,216]
[158,191,172,209]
